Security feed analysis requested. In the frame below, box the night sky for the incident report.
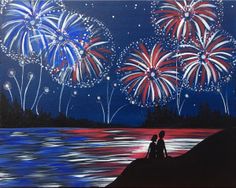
[0,1,236,126]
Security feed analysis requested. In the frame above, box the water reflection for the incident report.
[0,128,220,187]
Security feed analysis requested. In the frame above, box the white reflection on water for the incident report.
[0,128,220,187]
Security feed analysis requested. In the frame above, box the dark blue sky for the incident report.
[0,1,236,126]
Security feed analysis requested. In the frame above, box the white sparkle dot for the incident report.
[150,72,155,77]
[58,36,63,41]
[201,54,206,59]
[184,12,190,18]
[112,15,115,19]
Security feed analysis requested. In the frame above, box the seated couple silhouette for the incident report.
[146,130,168,160]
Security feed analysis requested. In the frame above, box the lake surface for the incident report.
[0,128,220,187]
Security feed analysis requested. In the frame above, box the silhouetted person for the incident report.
[156,131,168,159]
[146,134,157,159]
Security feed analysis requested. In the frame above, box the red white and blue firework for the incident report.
[118,38,178,107]
[151,0,223,42]
[45,14,115,88]
[70,18,115,88]
[178,30,236,91]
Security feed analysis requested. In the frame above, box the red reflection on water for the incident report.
[63,128,221,182]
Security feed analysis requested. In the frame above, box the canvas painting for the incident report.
[0,0,235,187]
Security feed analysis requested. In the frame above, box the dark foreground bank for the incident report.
[108,128,236,187]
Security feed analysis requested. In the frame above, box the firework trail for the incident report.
[0,0,64,111]
[96,77,128,124]
[151,0,223,42]
[8,69,21,104]
[36,87,50,115]
[65,90,77,118]
[3,81,13,102]
[23,72,34,111]
[118,38,178,107]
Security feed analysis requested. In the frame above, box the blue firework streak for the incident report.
[0,0,65,62]
[46,14,115,88]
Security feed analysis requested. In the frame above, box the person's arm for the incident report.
[164,142,168,158]
[146,144,151,158]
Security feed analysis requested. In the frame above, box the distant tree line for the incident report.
[0,92,106,128]
[1,92,235,128]
[143,105,236,128]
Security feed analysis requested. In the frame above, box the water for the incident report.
[0,128,220,187]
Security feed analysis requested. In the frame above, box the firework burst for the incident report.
[118,38,178,107]
[43,10,89,84]
[70,17,115,88]
[151,0,223,42]
[0,0,65,62]
[178,30,236,91]
[45,14,115,88]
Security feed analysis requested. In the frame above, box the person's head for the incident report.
[151,134,157,142]
[159,130,165,139]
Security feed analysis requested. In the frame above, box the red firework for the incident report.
[152,0,222,41]
[72,37,112,84]
[178,30,235,90]
[119,42,178,106]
